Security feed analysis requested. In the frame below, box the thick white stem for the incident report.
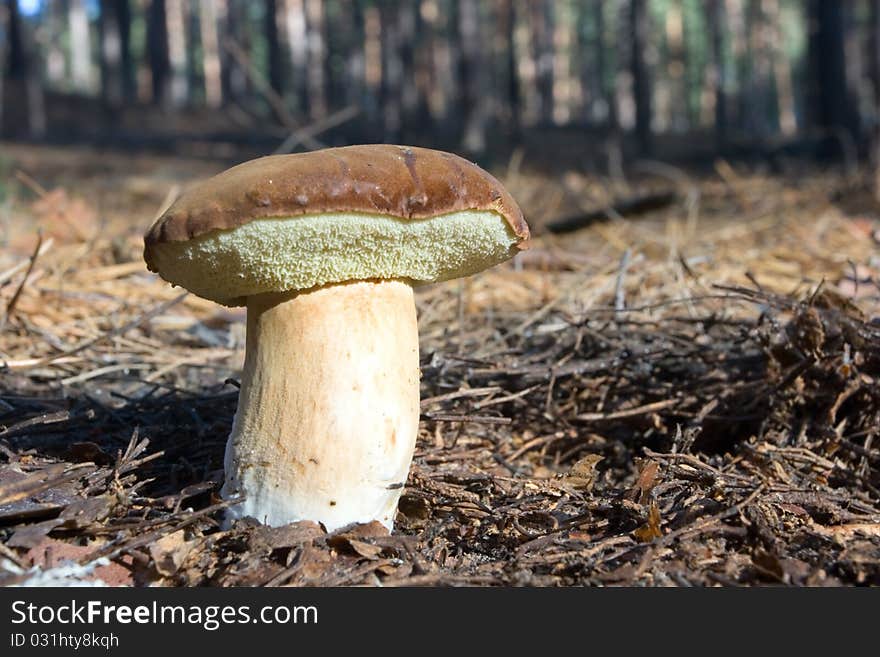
[220,280,420,531]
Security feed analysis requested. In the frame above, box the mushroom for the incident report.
[143,144,529,531]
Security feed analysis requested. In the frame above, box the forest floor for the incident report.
[0,142,879,586]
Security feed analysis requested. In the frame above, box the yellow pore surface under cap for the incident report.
[149,210,520,305]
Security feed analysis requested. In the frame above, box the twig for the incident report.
[0,232,43,333]
[420,387,501,407]
[0,237,53,287]
[0,463,95,507]
[614,248,632,313]
[575,398,679,422]
[273,105,360,154]
[422,413,512,425]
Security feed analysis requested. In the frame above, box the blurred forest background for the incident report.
[1,0,878,168]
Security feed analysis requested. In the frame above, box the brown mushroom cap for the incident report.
[143,144,530,306]
[146,145,528,249]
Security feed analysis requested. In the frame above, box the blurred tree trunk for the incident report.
[412,1,431,133]
[266,0,282,95]
[45,0,66,87]
[599,0,618,131]
[574,1,594,123]
[362,4,381,127]
[68,0,93,92]
[98,0,121,108]
[117,0,134,102]
[728,0,747,132]
[281,0,309,115]
[219,0,234,103]
[221,0,248,104]
[199,0,222,107]
[343,1,365,114]
[5,0,24,80]
[4,0,45,137]
[0,1,6,134]
[842,2,864,145]
[321,1,344,114]
[807,0,859,151]
[305,0,327,120]
[872,0,880,120]
[185,2,200,103]
[166,0,189,106]
[745,0,771,136]
[870,0,880,197]
[664,0,687,131]
[457,0,487,153]
[99,0,133,109]
[630,0,652,155]
[399,1,419,133]
[707,0,727,147]
[765,0,795,135]
[147,0,171,106]
[681,1,696,129]
[498,0,520,136]
[379,2,401,141]
[529,0,554,124]
[551,3,572,125]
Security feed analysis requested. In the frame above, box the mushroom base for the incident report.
[221,280,420,531]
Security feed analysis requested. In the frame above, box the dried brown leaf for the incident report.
[633,502,663,543]
[562,454,603,492]
[629,460,660,505]
[148,530,195,577]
